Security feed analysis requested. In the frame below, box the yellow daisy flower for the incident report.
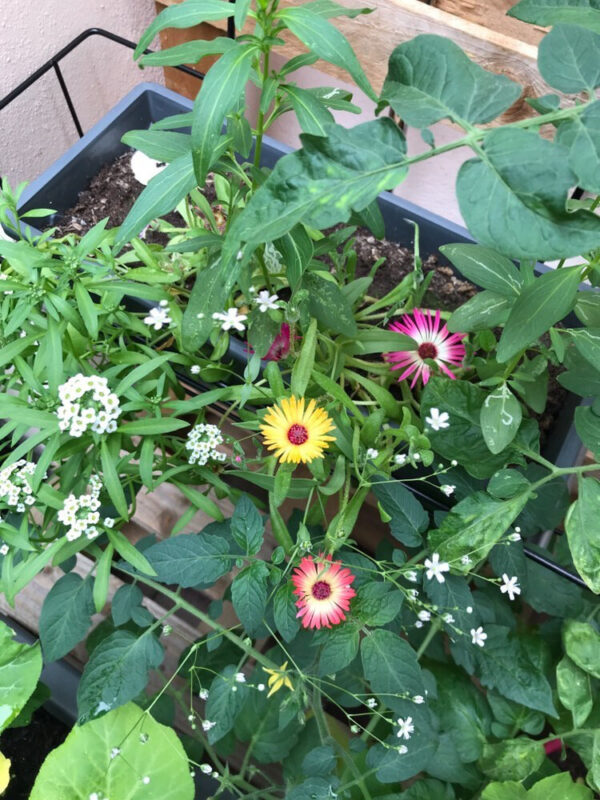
[263,661,294,697]
[0,752,10,796]
[260,396,335,464]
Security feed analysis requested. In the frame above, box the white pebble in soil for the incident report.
[130,150,167,186]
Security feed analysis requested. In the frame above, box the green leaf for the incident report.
[231,495,264,555]
[112,584,145,626]
[563,619,600,678]
[457,128,600,260]
[439,244,522,297]
[342,327,416,355]
[0,620,42,733]
[284,85,334,135]
[429,491,528,570]
[361,629,424,707]
[118,416,188,436]
[77,631,164,723]
[557,656,593,727]
[508,0,600,33]
[274,582,300,642]
[565,478,600,593]
[231,561,269,635]
[371,476,428,547]
[479,738,544,782]
[74,283,98,339]
[278,7,375,101]
[381,34,521,127]
[482,782,528,800]
[229,118,407,245]
[205,665,249,743]
[480,384,522,454]
[100,442,128,519]
[116,153,197,248]
[134,0,235,56]
[538,23,600,91]
[30,702,194,800]
[575,406,600,459]
[248,307,280,358]
[181,259,240,351]
[39,573,95,662]
[496,266,583,362]
[121,130,191,162]
[139,36,235,66]
[528,774,594,800]
[291,317,318,396]
[354,582,404,626]
[274,225,313,291]
[316,625,359,675]
[569,326,600,370]
[143,532,232,588]
[557,101,600,193]
[191,44,256,184]
[303,271,358,337]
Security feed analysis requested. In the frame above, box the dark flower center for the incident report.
[312,580,332,600]
[418,342,438,360]
[288,424,309,445]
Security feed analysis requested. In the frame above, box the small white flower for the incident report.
[412,695,425,704]
[110,747,120,759]
[200,764,212,774]
[500,574,521,601]
[425,408,450,431]
[202,720,216,731]
[199,688,209,700]
[509,531,522,542]
[409,589,419,599]
[440,484,455,497]
[256,290,279,312]
[143,306,172,331]
[443,613,455,624]
[417,610,431,622]
[471,626,487,647]
[451,459,458,466]
[235,672,246,683]
[159,299,169,308]
[405,571,417,583]
[413,452,421,461]
[394,453,407,466]
[190,365,201,375]
[424,553,450,583]
[397,744,408,755]
[466,606,473,614]
[142,776,150,785]
[0,544,8,556]
[212,307,247,332]
[396,716,414,740]
[461,555,471,565]
[104,517,115,528]
[257,683,265,692]
[350,724,360,734]
[415,620,423,628]
[196,312,205,320]
[366,698,377,709]
[366,448,379,460]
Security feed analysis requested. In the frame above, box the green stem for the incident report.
[253,47,271,176]
[416,619,442,659]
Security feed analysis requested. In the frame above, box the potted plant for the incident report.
[0,0,599,796]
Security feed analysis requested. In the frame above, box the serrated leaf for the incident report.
[231,561,269,635]
[231,495,264,555]
[40,573,95,662]
[112,584,145,627]
[371,476,428,546]
[361,629,424,707]
[143,533,232,588]
[205,665,249,743]
[538,23,600,92]
[274,583,300,642]
[317,625,359,675]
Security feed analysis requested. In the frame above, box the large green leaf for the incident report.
[479,738,544,782]
[229,118,407,245]
[429,491,529,569]
[139,36,235,66]
[77,631,164,723]
[191,44,257,184]
[181,259,240,351]
[563,619,600,678]
[496,266,583,362]
[0,621,42,733]
[538,24,600,91]
[115,153,197,248]
[143,532,232,588]
[575,405,600,458]
[231,495,264,555]
[508,0,600,32]
[316,624,359,676]
[457,128,600,260]
[303,271,357,337]
[361,629,424,703]
[39,573,95,662]
[134,0,235,57]
[205,665,249,743]
[557,656,593,727]
[231,561,269,635]
[30,703,194,800]
[371,476,428,546]
[284,85,335,135]
[278,6,376,101]
[439,244,522,297]
[448,290,513,333]
[380,35,521,128]
[483,774,592,799]
[480,384,522,454]
[565,478,600,593]
[557,101,600,193]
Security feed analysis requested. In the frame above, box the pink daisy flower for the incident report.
[291,553,356,630]
[384,308,466,387]
[265,323,292,361]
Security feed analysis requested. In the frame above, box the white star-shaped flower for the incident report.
[396,716,414,740]
[212,308,247,332]
[424,552,450,583]
[425,408,450,431]
[440,484,455,497]
[470,626,487,647]
[256,290,279,312]
[143,306,172,331]
[500,573,521,601]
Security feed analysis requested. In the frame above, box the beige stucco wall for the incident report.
[0,0,164,184]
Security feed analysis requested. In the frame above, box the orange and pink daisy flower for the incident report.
[384,308,466,387]
[292,553,356,629]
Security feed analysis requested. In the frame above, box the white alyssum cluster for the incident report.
[56,374,120,437]
[185,423,227,466]
[0,459,37,512]
[57,475,109,541]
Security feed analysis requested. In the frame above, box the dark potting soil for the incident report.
[0,708,69,798]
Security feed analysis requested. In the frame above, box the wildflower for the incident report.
[257,683,265,692]
[500,574,521,601]
[144,306,171,332]
[234,673,246,683]
[265,323,292,361]
[384,308,466,387]
[350,724,360,734]
[190,365,201,375]
[57,476,104,541]
[263,661,294,697]
[292,553,356,629]
[413,695,425,704]
[397,745,408,754]
[56,374,120,437]
[0,459,38,512]
[256,290,279,312]
[260,396,335,465]
[440,484,455,497]
[0,545,8,556]
[200,764,212,774]
[396,717,414,740]
[394,453,407,466]
[470,627,487,647]
[185,423,227,466]
[405,571,417,583]
[466,606,473,614]
[202,720,216,731]
[461,555,471,565]
[509,531,522,542]
[212,307,247,332]
[424,553,450,583]
[104,517,115,528]
[199,688,209,700]
[443,614,455,624]
[366,448,379,460]
[417,610,431,622]
[425,408,450,431]
[366,698,377,709]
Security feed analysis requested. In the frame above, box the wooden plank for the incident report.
[156,0,553,121]
[433,0,548,47]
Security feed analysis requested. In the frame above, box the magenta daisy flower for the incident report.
[291,554,356,630]
[384,308,466,387]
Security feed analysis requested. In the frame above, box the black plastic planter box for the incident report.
[15,81,586,475]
